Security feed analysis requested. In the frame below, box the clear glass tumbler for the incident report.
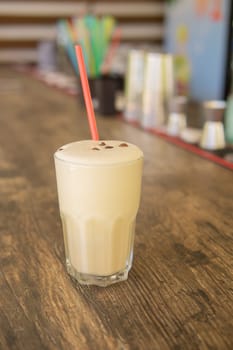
[54,140,143,287]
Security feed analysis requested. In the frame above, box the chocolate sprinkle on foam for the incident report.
[92,147,100,151]
[105,146,114,149]
[119,143,128,147]
[99,142,106,146]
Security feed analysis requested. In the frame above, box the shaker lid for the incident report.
[169,96,187,114]
[203,100,226,122]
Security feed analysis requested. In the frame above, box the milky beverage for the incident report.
[54,140,143,286]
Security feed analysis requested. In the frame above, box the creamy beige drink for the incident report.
[54,140,143,286]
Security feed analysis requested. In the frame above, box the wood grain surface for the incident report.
[0,69,233,350]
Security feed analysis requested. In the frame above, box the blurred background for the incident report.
[1,0,233,153]
[1,1,232,99]
[0,0,163,63]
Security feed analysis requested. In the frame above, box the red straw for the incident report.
[75,45,99,140]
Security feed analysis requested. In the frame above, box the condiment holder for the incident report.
[199,100,226,150]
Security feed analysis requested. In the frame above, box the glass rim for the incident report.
[54,153,143,167]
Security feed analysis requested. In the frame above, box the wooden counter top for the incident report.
[0,70,233,350]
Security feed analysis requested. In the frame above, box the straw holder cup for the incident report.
[78,74,123,116]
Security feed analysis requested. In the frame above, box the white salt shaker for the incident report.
[167,96,187,136]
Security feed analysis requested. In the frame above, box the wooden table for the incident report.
[1,70,233,350]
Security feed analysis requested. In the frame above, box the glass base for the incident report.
[66,261,129,287]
